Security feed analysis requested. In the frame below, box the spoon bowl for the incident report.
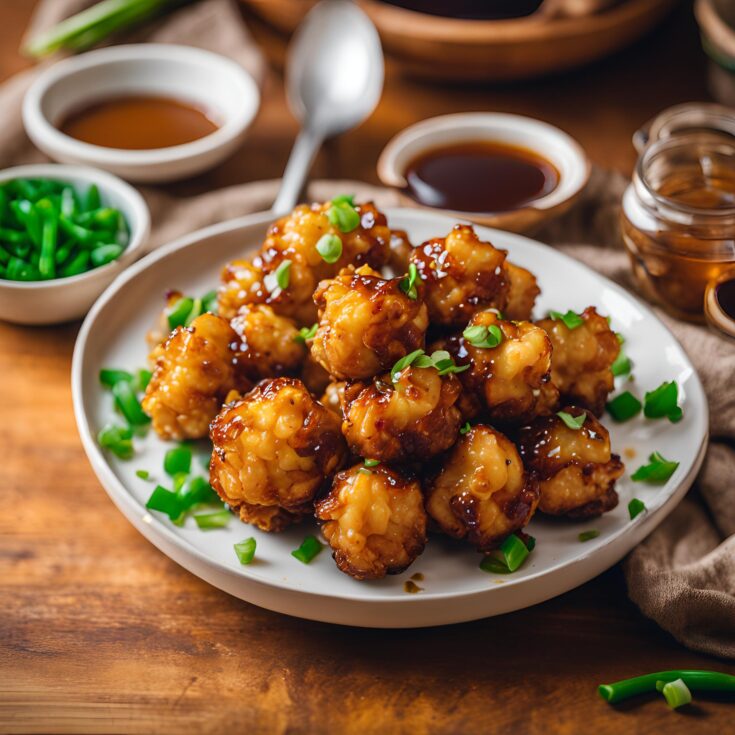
[273,0,384,214]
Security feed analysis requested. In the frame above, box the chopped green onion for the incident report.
[391,348,469,382]
[99,368,133,388]
[84,184,101,211]
[201,289,218,314]
[166,296,194,330]
[291,535,324,564]
[135,368,152,392]
[90,243,123,267]
[578,529,600,542]
[112,379,150,426]
[631,452,679,484]
[295,323,318,343]
[658,679,692,709]
[316,234,343,264]
[178,476,220,510]
[331,194,355,207]
[598,670,735,705]
[172,472,188,493]
[164,445,192,476]
[135,469,150,480]
[557,411,586,430]
[364,458,380,467]
[432,350,469,376]
[60,250,90,277]
[357,467,372,476]
[399,263,420,300]
[327,197,360,233]
[38,202,58,279]
[611,336,632,377]
[194,509,231,529]
[643,381,682,423]
[549,309,584,330]
[628,498,646,519]
[500,534,530,572]
[459,422,472,435]
[184,297,202,327]
[145,485,182,521]
[606,391,642,422]
[463,323,503,349]
[265,259,292,293]
[234,537,257,565]
[97,423,133,459]
[480,533,533,574]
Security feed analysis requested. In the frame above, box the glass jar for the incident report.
[621,130,735,322]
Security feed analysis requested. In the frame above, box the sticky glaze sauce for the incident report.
[404,580,423,594]
[59,95,219,150]
[404,141,559,213]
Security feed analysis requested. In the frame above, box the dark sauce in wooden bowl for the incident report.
[381,0,543,20]
[60,95,219,150]
[404,141,559,213]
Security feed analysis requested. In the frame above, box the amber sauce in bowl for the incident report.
[60,95,219,150]
[404,141,559,213]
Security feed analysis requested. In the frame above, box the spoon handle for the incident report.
[272,126,325,216]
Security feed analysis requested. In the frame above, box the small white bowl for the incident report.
[377,112,590,233]
[23,44,260,183]
[0,164,149,325]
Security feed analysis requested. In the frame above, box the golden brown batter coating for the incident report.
[409,224,509,327]
[311,264,429,380]
[342,366,462,463]
[517,407,624,518]
[142,313,249,441]
[425,425,539,551]
[504,262,540,321]
[209,378,347,531]
[536,307,619,416]
[230,304,306,381]
[217,259,268,321]
[439,311,558,425]
[315,464,427,580]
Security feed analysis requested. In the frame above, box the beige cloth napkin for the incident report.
[9,0,735,658]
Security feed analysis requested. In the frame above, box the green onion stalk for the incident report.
[598,670,735,705]
[24,0,190,58]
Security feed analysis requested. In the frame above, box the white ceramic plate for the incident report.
[72,209,709,628]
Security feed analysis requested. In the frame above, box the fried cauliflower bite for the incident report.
[230,304,306,381]
[261,200,391,276]
[439,310,558,425]
[217,259,268,321]
[342,366,462,462]
[209,378,347,531]
[425,425,539,551]
[517,407,624,518]
[536,307,619,416]
[504,262,540,321]
[142,313,249,441]
[311,264,429,380]
[409,224,509,327]
[315,464,427,580]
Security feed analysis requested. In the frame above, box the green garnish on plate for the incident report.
[631,451,679,484]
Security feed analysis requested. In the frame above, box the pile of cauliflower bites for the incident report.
[141,199,624,581]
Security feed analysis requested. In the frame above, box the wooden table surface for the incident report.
[1,2,733,733]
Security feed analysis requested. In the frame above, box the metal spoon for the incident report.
[272,0,384,215]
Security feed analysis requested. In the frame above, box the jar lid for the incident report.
[704,270,735,340]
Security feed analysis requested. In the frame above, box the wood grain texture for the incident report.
[1,2,734,733]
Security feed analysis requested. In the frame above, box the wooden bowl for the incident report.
[240,0,679,81]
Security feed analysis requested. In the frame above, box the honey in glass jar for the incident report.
[621,131,735,322]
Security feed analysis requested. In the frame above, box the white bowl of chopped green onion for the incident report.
[0,163,149,324]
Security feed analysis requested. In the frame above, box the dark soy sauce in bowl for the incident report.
[404,141,559,213]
